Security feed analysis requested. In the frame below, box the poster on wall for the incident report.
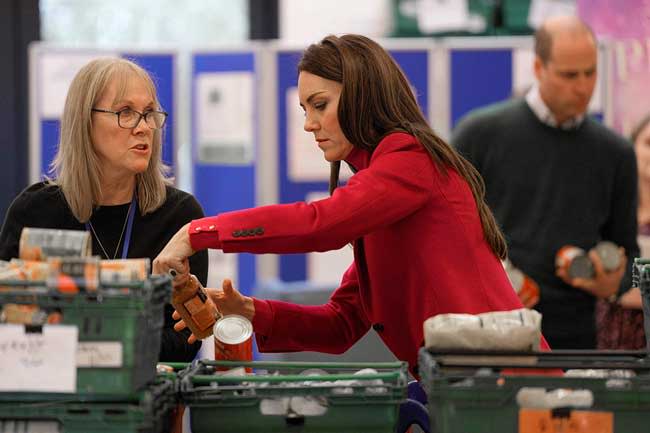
[196,71,254,164]
[578,0,650,134]
[39,51,115,119]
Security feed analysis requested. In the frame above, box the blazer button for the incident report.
[372,323,384,332]
[255,227,264,235]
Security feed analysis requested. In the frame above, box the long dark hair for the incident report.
[297,34,507,259]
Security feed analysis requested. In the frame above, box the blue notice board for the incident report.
[191,51,257,296]
[31,47,177,182]
[276,49,430,282]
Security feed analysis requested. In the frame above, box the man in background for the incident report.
[452,15,639,349]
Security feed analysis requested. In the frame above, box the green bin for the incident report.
[0,377,175,433]
[0,275,169,396]
[180,360,408,433]
[419,348,650,433]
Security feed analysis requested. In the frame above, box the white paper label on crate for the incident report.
[0,324,77,392]
[76,342,123,367]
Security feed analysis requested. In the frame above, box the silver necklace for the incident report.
[88,200,132,260]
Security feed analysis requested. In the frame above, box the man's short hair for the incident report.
[534,18,597,64]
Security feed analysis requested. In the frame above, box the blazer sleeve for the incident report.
[190,139,434,254]
[252,263,372,354]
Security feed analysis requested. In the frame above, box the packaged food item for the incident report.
[556,241,622,279]
[19,227,91,261]
[502,259,540,307]
[171,273,217,339]
[555,246,595,279]
[214,314,253,366]
[592,241,621,272]
[47,256,100,293]
[100,258,150,284]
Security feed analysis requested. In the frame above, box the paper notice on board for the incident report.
[40,51,116,119]
[0,324,77,392]
[196,72,254,165]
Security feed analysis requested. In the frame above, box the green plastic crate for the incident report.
[0,275,170,396]
[0,377,175,433]
[419,348,650,433]
[179,360,408,433]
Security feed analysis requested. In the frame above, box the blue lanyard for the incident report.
[85,193,137,259]
[121,194,137,259]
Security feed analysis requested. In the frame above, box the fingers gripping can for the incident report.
[19,228,91,261]
[214,314,253,365]
[556,246,595,279]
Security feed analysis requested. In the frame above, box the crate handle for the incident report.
[516,387,594,409]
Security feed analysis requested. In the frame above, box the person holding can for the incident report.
[452,16,638,349]
[154,34,548,376]
[0,57,208,362]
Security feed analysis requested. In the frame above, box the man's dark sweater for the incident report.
[452,99,639,349]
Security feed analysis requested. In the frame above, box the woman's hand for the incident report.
[172,279,255,344]
[153,223,195,288]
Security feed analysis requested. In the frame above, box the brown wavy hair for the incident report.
[297,34,507,259]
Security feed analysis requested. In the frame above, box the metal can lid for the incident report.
[213,314,253,345]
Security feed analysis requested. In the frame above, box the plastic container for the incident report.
[179,360,408,433]
[419,348,650,433]
[0,377,175,433]
[0,275,170,396]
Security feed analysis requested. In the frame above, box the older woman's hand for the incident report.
[153,223,196,287]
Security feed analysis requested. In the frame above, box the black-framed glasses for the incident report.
[92,108,168,129]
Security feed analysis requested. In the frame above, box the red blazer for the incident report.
[190,132,527,374]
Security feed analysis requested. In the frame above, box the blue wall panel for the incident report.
[191,52,257,296]
[451,49,512,127]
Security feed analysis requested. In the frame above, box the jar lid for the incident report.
[213,314,253,345]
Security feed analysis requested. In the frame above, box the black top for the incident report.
[0,181,209,362]
[452,99,639,349]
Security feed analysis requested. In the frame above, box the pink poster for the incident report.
[578,0,650,134]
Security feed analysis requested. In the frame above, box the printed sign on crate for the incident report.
[0,324,77,392]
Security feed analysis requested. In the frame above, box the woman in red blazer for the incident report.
[155,34,532,375]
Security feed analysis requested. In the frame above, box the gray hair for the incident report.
[50,57,171,222]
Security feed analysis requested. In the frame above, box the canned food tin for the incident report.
[8,259,50,281]
[503,259,540,307]
[47,256,100,293]
[19,228,91,261]
[555,245,595,279]
[593,241,621,272]
[214,314,253,365]
[100,258,150,284]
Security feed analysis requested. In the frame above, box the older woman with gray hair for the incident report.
[0,57,207,362]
